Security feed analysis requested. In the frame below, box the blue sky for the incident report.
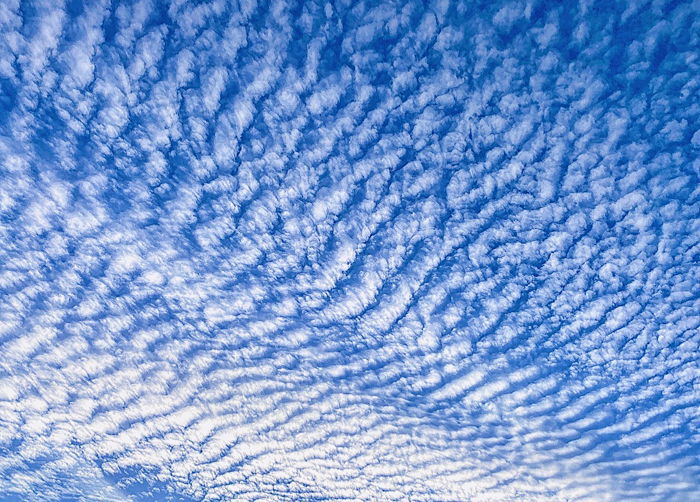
[0,0,698,500]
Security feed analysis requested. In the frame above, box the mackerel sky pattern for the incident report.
[0,0,699,500]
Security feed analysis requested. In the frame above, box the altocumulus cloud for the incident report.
[0,0,698,500]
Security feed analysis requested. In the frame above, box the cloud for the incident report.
[0,0,698,500]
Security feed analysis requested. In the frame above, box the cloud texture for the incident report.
[0,0,699,500]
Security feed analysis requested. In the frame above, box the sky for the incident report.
[0,0,698,500]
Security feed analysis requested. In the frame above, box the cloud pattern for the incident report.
[0,0,699,500]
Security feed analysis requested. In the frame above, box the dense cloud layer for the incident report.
[0,0,699,500]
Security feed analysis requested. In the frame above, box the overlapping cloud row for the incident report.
[0,0,698,500]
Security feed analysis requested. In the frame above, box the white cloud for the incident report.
[0,0,697,500]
